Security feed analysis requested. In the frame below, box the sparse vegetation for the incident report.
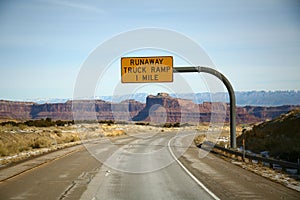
[194,134,206,147]
[0,118,74,127]
[163,122,180,128]
[0,119,77,157]
[98,120,115,125]
[104,130,126,137]
[135,122,150,126]
[0,125,80,157]
[0,119,124,158]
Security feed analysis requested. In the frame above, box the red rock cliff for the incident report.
[0,94,299,123]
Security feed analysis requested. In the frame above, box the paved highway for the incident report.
[80,132,215,200]
[0,131,299,199]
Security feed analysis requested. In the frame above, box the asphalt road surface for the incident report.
[0,131,299,200]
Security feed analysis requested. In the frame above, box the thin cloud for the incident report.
[42,0,106,14]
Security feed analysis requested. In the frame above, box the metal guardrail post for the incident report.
[173,66,237,148]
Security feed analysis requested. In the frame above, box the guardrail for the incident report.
[201,141,300,174]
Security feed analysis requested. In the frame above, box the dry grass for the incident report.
[0,125,80,157]
[194,134,206,146]
[104,130,126,137]
[0,123,130,165]
[195,123,250,146]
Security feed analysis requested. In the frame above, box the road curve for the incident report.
[0,131,299,199]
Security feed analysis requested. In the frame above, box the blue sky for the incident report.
[0,0,300,100]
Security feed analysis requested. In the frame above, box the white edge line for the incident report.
[168,137,220,200]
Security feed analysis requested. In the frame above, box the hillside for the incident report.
[237,109,300,162]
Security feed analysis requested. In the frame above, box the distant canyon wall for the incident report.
[1,94,299,124]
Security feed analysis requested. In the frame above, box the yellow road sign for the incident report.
[121,56,173,83]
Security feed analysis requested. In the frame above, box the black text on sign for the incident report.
[121,56,173,83]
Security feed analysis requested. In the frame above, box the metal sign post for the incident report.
[173,66,237,149]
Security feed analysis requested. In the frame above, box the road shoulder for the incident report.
[177,142,300,199]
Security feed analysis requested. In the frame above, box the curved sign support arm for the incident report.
[174,66,236,148]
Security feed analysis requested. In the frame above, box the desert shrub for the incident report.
[163,123,172,128]
[173,122,180,127]
[98,120,115,125]
[55,120,66,126]
[25,119,52,127]
[0,141,9,156]
[0,148,9,156]
[1,119,74,128]
[18,142,32,152]
[135,122,150,126]
[0,121,18,126]
[24,118,74,127]
[0,143,20,156]
[105,130,126,137]
[17,124,27,130]
[31,137,52,148]
[194,134,206,147]
[54,120,74,126]
[56,134,80,144]
[218,141,228,147]
[163,122,180,128]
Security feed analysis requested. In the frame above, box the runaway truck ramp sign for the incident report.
[121,56,173,83]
